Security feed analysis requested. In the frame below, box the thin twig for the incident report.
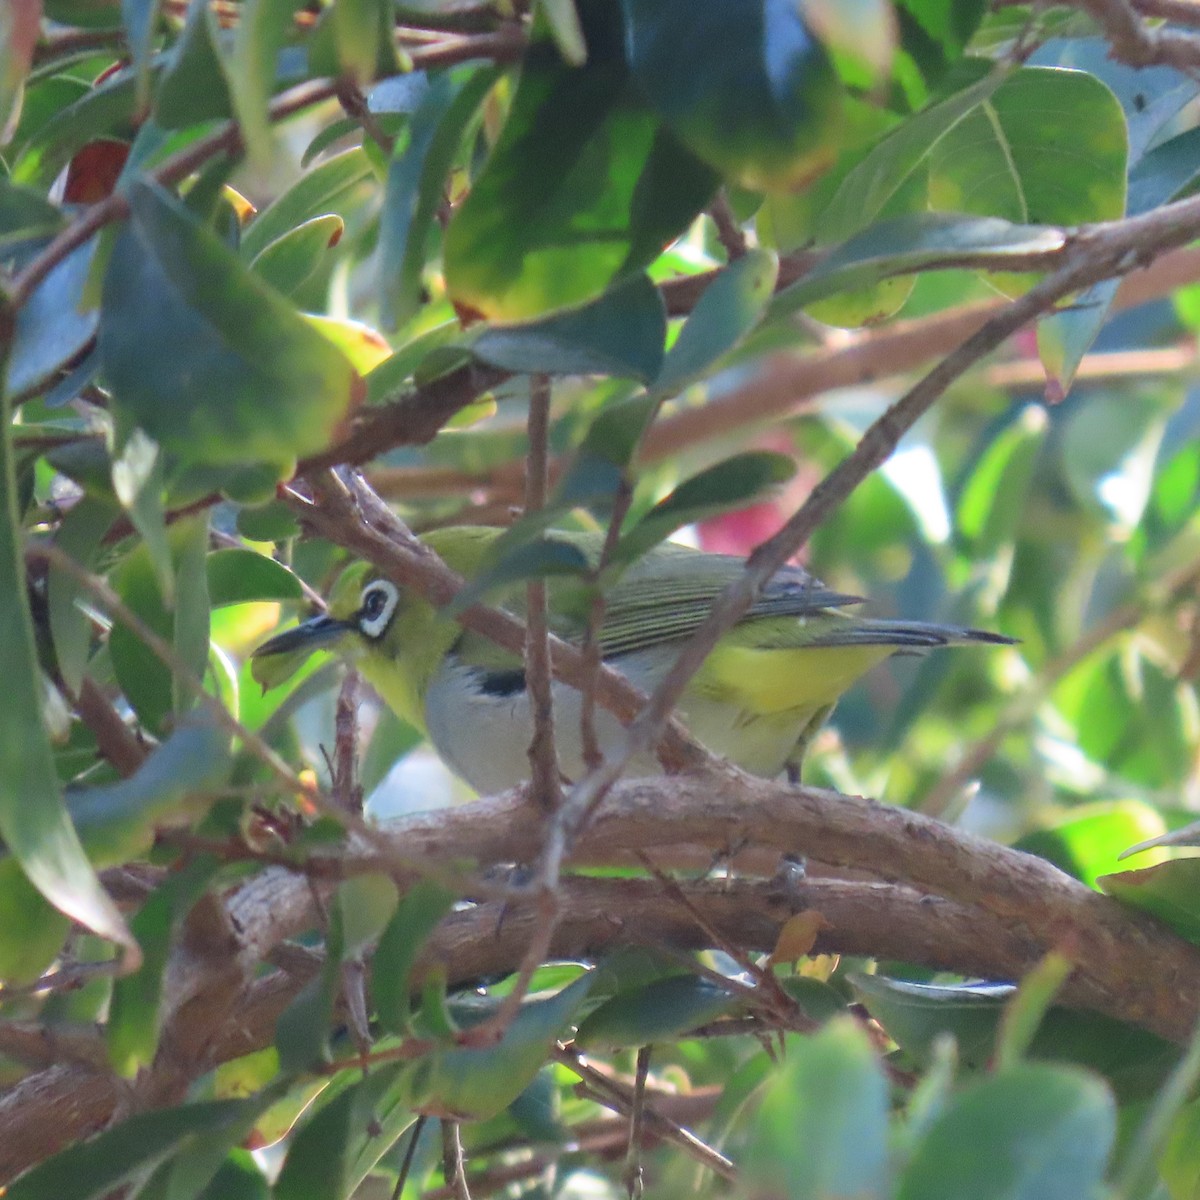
[524,375,561,810]
[709,191,749,260]
[442,1120,472,1200]
[622,1046,652,1200]
[555,1045,738,1183]
[332,669,363,814]
[391,1115,427,1200]
[335,79,396,156]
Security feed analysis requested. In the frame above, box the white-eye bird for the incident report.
[251,526,1012,794]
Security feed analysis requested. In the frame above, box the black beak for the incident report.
[252,613,353,660]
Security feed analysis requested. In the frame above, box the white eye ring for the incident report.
[358,580,400,639]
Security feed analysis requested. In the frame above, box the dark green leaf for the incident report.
[574,973,738,1050]
[10,72,136,188]
[417,972,596,1120]
[48,495,119,695]
[107,855,221,1075]
[623,0,844,191]
[276,904,344,1073]
[374,880,457,1036]
[0,353,135,962]
[444,4,717,321]
[771,212,1064,319]
[67,711,231,865]
[613,451,796,565]
[744,1018,890,1200]
[655,247,777,392]
[6,239,100,400]
[0,178,64,252]
[443,537,591,617]
[3,1100,252,1200]
[472,273,666,382]
[154,0,233,128]
[896,1064,1115,1200]
[274,1064,414,1200]
[99,181,360,471]
[379,68,496,328]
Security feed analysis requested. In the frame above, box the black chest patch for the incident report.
[476,668,527,698]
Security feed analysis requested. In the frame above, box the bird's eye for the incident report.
[357,580,400,639]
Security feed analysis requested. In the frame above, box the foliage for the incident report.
[3,0,1200,1197]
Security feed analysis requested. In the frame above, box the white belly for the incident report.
[422,648,812,795]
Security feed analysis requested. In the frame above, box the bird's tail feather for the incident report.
[807,620,1016,650]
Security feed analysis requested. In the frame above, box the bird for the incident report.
[251,525,1013,794]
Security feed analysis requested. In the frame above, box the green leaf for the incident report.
[121,0,162,107]
[337,872,400,959]
[48,495,120,695]
[71,706,229,851]
[928,67,1127,226]
[10,72,136,188]
[3,1101,256,1200]
[771,211,1064,320]
[574,973,738,1050]
[0,177,64,250]
[0,857,70,983]
[247,214,344,298]
[0,354,136,964]
[379,67,496,328]
[154,0,233,128]
[274,1064,415,1200]
[654,247,777,392]
[956,404,1046,560]
[276,904,344,1073]
[331,0,392,83]
[817,66,1006,245]
[99,180,360,471]
[744,1018,890,1200]
[444,4,718,321]
[221,0,295,168]
[613,451,796,565]
[373,879,458,1036]
[896,1064,1115,1200]
[239,147,374,261]
[851,974,1008,1070]
[417,972,596,1120]
[111,428,173,602]
[443,536,591,618]
[6,239,100,400]
[993,953,1073,1071]
[472,273,666,382]
[1128,125,1200,217]
[1100,858,1200,945]
[622,0,844,191]
[107,855,222,1076]
[1015,800,1168,891]
[206,549,303,606]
